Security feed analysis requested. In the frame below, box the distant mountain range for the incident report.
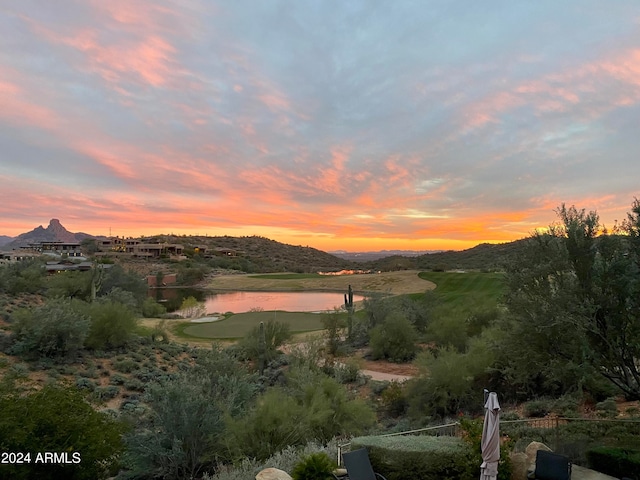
[329,250,443,261]
[1,219,528,271]
[1,219,97,250]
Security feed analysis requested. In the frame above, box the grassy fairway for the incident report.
[417,271,505,311]
[178,311,329,339]
[250,273,324,280]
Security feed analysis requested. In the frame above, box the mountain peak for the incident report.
[4,219,84,249]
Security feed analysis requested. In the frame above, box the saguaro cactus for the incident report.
[344,284,354,339]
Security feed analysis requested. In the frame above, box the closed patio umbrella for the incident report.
[480,391,500,480]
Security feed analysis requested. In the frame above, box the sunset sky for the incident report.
[1,1,639,252]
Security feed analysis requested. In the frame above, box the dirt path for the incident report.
[361,370,413,382]
[204,270,435,296]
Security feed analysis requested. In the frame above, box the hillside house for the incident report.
[30,241,83,257]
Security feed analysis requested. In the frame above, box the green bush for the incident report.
[369,312,417,362]
[350,435,474,480]
[291,452,337,480]
[586,446,640,480]
[523,399,553,418]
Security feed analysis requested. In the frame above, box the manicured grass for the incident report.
[418,271,505,310]
[178,310,330,339]
[249,273,324,280]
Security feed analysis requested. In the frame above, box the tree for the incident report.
[504,201,640,400]
[179,295,206,318]
[46,270,93,300]
[98,265,147,305]
[0,385,126,480]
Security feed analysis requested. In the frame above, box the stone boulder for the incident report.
[509,452,529,480]
[525,441,552,467]
[256,467,292,480]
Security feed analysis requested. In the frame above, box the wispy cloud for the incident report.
[1,1,639,250]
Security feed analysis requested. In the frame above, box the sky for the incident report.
[1,1,639,252]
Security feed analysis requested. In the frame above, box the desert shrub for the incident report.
[350,435,474,480]
[500,411,521,421]
[122,349,257,479]
[370,380,390,396]
[110,374,127,385]
[406,335,494,418]
[380,381,408,417]
[9,362,30,378]
[142,297,167,318]
[101,287,138,311]
[595,397,619,417]
[113,358,139,373]
[333,358,361,384]
[75,377,96,391]
[10,299,90,360]
[369,312,417,362]
[322,309,345,356]
[205,440,338,480]
[99,265,148,305]
[425,309,468,352]
[552,394,581,417]
[238,320,292,364]
[291,452,337,480]
[84,301,138,350]
[586,447,640,480]
[227,368,375,461]
[123,378,145,392]
[92,385,120,402]
[523,399,553,418]
[45,270,92,300]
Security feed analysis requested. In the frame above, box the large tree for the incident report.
[504,200,640,399]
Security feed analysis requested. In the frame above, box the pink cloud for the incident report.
[459,47,640,132]
[0,74,60,129]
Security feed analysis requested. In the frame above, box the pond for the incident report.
[202,291,364,313]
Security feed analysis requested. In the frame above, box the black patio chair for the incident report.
[529,450,571,480]
[336,448,388,480]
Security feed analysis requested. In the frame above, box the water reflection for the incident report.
[203,291,364,313]
[153,289,363,313]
